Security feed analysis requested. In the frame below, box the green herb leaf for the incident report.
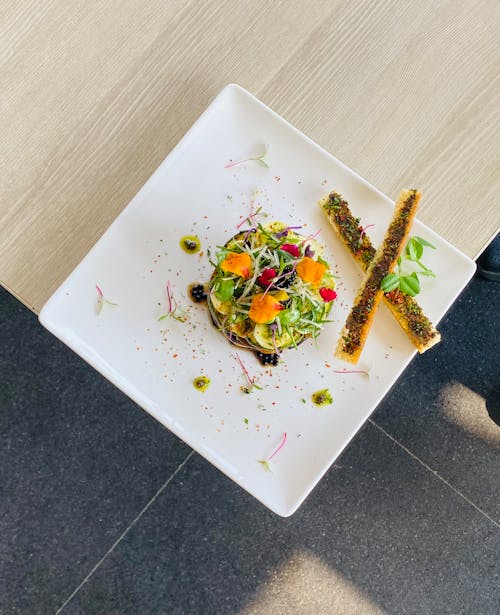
[415,259,436,276]
[418,269,436,277]
[406,240,415,261]
[258,460,271,472]
[381,273,400,292]
[216,249,229,265]
[405,237,423,261]
[414,236,436,249]
[256,158,269,168]
[216,278,235,301]
[399,274,420,296]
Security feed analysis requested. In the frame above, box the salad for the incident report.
[207,222,337,364]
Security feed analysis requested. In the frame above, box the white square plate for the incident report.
[39,84,475,516]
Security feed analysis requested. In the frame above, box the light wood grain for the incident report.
[1,0,499,313]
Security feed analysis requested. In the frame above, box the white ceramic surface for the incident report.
[39,84,476,516]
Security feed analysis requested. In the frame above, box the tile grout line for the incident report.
[55,450,195,614]
[369,419,500,529]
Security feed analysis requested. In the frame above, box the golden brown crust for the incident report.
[330,189,421,363]
[320,192,441,353]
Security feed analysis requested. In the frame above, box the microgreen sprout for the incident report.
[275,225,303,238]
[237,204,266,230]
[358,223,375,246]
[381,236,437,297]
[96,284,118,315]
[158,281,188,322]
[234,352,263,394]
[333,368,370,378]
[299,228,322,245]
[258,432,287,471]
[225,146,269,169]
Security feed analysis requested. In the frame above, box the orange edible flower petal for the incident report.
[249,293,284,324]
[221,252,252,278]
[296,257,326,288]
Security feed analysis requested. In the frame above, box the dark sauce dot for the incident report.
[189,283,207,303]
[255,351,280,366]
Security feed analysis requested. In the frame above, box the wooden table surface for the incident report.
[1,1,499,313]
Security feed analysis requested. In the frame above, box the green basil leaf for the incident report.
[215,278,234,301]
[400,274,420,296]
[381,273,400,292]
[216,249,229,265]
[413,238,423,259]
[405,240,415,260]
[406,237,422,260]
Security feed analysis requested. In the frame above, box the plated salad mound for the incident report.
[207,222,337,364]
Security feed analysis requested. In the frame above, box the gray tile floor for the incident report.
[1,274,499,615]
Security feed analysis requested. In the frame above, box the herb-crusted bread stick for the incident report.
[330,189,421,363]
[320,191,441,353]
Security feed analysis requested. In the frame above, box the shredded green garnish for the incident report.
[207,222,337,355]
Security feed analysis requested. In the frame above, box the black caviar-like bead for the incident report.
[255,351,280,366]
[189,283,207,303]
[275,265,296,289]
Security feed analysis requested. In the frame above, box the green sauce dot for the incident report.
[312,389,333,406]
[180,235,201,254]
[193,375,210,392]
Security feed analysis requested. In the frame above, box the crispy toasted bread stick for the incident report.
[330,189,421,363]
[320,191,440,353]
